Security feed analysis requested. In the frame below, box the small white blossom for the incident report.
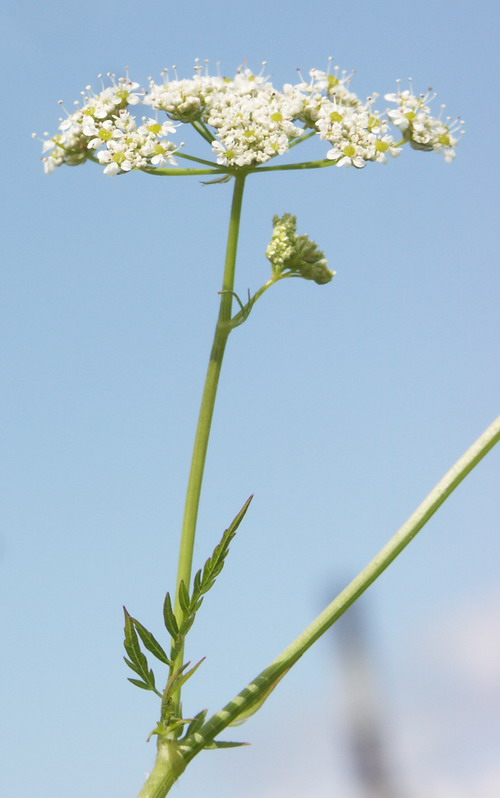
[385,81,464,161]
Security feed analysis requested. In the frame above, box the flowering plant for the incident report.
[38,60,497,798]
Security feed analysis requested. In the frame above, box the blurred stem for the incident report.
[168,174,247,709]
[183,415,500,753]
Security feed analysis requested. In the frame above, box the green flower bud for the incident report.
[266,214,335,285]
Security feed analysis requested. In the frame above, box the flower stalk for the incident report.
[168,174,247,712]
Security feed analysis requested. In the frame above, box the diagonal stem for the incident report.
[186,415,500,752]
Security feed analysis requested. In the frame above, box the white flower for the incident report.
[326,143,368,168]
[373,135,402,163]
[385,81,464,160]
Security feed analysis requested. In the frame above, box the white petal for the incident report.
[103,162,120,176]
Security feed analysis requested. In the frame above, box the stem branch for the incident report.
[186,415,500,753]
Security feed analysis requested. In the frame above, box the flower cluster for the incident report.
[385,81,464,162]
[37,63,463,175]
[266,214,334,285]
[38,75,178,175]
[146,66,304,167]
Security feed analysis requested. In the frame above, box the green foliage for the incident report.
[165,496,253,662]
[183,709,208,739]
[122,497,253,739]
[179,709,248,750]
[123,608,163,696]
[163,592,179,639]
[160,658,206,729]
[203,740,249,749]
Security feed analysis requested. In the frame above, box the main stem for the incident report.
[169,174,247,704]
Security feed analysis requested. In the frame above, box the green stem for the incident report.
[250,157,338,173]
[229,274,296,327]
[140,166,228,177]
[288,130,317,149]
[136,739,187,798]
[169,173,247,698]
[184,415,500,754]
[176,151,222,167]
[191,119,217,144]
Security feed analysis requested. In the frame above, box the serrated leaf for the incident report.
[193,570,203,594]
[123,607,143,664]
[178,614,196,637]
[163,592,179,638]
[131,617,171,666]
[128,678,154,691]
[148,667,157,687]
[123,608,159,689]
[178,581,191,614]
[123,655,147,678]
[193,496,253,604]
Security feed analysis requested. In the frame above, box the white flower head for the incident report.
[39,62,463,175]
[39,73,180,175]
[385,79,464,161]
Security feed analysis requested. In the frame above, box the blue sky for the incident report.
[1,1,499,796]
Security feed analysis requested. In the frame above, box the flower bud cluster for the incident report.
[38,63,463,175]
[266,214,334,285]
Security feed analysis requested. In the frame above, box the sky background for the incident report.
[1,1,499,796]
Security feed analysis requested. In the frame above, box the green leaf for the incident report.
[124,609,155,683]
[192,496,253,605]
[184,709,208,738]
[131,617,171,666]
[123,608,161,695]
[123,655,147,678]
[170,657,205,694]
[204,740,249,749]
[146,667,157,690]
[178,580,191,614]
[162,592,179,638]
[128,678,154,691]
[229,666,291,726]
[123,607,143,665]
[201,174,232,185]
[178,613,197,637]
[193,569,203,594]
[169,638,184,663]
